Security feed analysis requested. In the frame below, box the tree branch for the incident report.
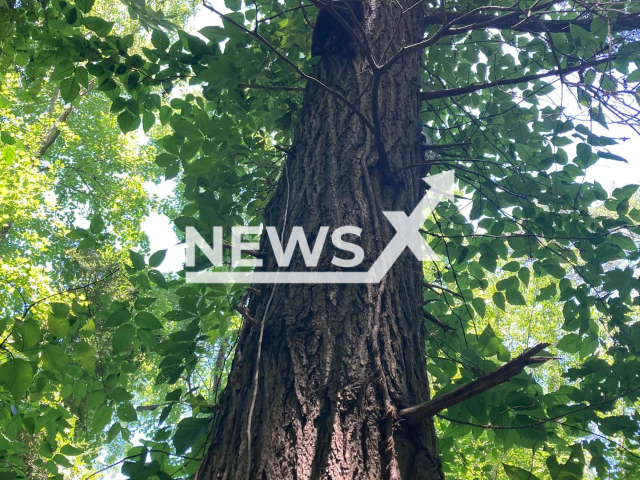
[37,104,74,158]
[238,83,304,92]
[423,311,455,332]
[202,0,374,132]
[0,220,13,246]
[420,57,612,101]
[399,343,554,424]
[234,304,261,328]
[37,81,95,158]
[425,9,640,34]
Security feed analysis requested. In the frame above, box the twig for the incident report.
[19,267,121,322]
[238,83,304,92]
[84,450,201,479]
[424,282,462,298]
[245,162,290,480]
[369,279,400,479]
[423,311,455,332]
[234,304,261,328]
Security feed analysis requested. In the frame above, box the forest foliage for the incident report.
[1,0,640,479]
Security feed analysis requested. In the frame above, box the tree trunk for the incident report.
[197,2,443,479]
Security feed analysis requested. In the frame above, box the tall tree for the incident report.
[2,1,640,479]
[192,2,640,479]
[197,3,442,479]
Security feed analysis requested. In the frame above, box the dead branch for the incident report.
[423,311,455,332]
[234,304,261,328]
[399,343,554,424]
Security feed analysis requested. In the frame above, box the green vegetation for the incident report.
[1,0,640,479]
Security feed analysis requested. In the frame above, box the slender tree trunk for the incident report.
[198,3,443,479]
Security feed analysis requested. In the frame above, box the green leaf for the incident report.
[478,324,500,357]
[173,417,209,454]
[104,308,132,328]
[503,463,541,480]
[85,389,106,409]
[142,111,156,133]
[496,276,518,291]
[129,250,146,270]
[502,261,520,272]
[50,60,75,82]
[106,423,121,442]
[75,0,95,13]
[557,333,581,353]
[149,249,167,267]
[51,302,70,317]
[12,318,41,350]
[225,0,242,11]
[186,34,208,56]
[60,444,84,456]
[627,68,640,83]
[137,328,157,349]
[158,404,173,425]
[616,197,630,216]
[199,26,227,43]
[84,16,114,36]
[590,16,607,38]
[76,66,89,88]
[59,75,80,103]
[117,404,138,423]
[541,262,566,280]
[135,312,163,330]
[39,440,54,459]
[48,315,71,339]
[41,344,69,375]
[505,289,526,306]
[0,131,15,145]
[118,110,140,134]
[479,253,497,272]
[90,214,105,234]
[472,297,486,318]
[536,283,557,302]
[91,404,113,433]
[570,24,594,46]
[546,445,585,480]
[53,454,72,468]
[601,74,617,92]
[75,341,96,374]
[0,358,34,401]
[111,97,127,113]
[159,106,173,125]
[151,29,170,50]
[493,291,506,311]
[518,267,530,286]
[148,269,167,288]
[113,324,136,355]
[98,78,118,92]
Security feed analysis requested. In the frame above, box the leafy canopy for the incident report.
[1,0,640,479]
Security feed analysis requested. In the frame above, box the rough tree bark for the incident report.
[197,2,443,479]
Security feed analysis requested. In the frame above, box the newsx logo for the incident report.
[186,171,454,284]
